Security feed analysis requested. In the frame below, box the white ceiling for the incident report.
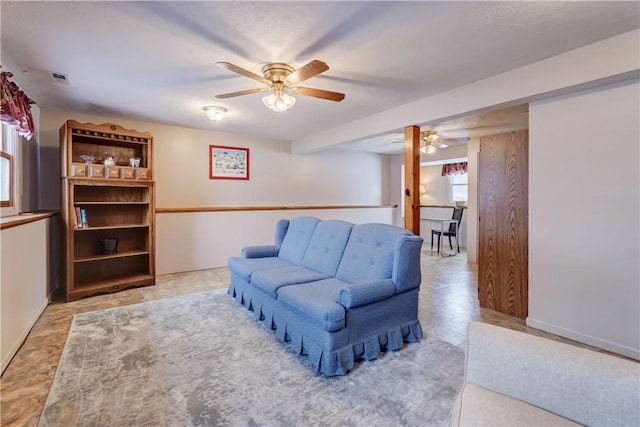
[2,1,638,151]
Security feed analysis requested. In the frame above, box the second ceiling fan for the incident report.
[393,130,470,154]
[215,60,345,112]
[419,130,469,154]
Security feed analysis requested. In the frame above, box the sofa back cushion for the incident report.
[301,220,353,276]
[274,218,290,246]
[277,216,320,265]
[336,223,412,284]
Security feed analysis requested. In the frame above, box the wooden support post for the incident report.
[404,125,420,235]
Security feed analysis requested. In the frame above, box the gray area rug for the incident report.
[39,290,464,427]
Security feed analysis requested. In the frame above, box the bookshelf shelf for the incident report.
[73,224,149,231]
[74,250,150,263]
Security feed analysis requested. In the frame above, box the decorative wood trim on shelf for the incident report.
[66,120,153,140]
[156,204,398,214]
[68,274,154,301]
[0,211,58,230]
[420,205,467,209]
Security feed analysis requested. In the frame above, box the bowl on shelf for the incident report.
[99,238,119,255]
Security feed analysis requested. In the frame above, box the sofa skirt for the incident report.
[228,274,423,376]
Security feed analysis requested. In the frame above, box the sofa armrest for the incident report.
[241,245,280,258]
[338,280,396,309]
[463,322,640,427]
[391,235,423,293]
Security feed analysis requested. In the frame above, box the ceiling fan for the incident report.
[393,130,470,154]
[419,130,470,154]
[215,60,345,112]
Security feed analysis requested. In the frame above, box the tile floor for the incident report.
[0,246,608,427]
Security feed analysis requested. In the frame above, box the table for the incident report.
[420,217,459,257]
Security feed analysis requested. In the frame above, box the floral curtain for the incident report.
[1,71,35,140]
[441,161,468,176]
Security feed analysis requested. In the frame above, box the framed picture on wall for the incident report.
[209,145,250,180]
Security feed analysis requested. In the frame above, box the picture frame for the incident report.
[209,145,250,180]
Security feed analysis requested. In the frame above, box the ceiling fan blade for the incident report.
[216,62,268,84]
[215,88,267,99]
[286,60,329,84]
[438,137,471,143]
[394,136,469,145]
[295,86,345,102]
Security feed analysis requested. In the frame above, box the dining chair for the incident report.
[431,207,464,253]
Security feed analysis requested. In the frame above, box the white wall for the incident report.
[21,104,40,212]
[528,78,640,360]
[39,109,390,210]
[1,217,49,373]
[38,109,393,274]
[419,165,449,206]
[157,207,395,274]
[466,138,480,263]
[389,155,404,227]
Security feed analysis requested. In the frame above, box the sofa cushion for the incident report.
[301,220,353,276]
[251,266,330,298]
[450,383,580,426]
[276,278,346,332]
[278,216,320,264]
[228,256,293,282]
[336,223,411,284]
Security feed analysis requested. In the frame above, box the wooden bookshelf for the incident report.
[60,121,155,301]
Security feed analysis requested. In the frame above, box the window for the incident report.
[449,172,468,202]
[1,123,20,217]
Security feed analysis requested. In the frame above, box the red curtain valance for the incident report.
[1,71,35,140]
[441,162,468,176]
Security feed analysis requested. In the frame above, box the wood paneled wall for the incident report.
[478,129,529,318]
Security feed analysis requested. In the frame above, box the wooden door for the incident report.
[478,130,528,318]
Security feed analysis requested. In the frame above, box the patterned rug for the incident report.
[39,289,465,427]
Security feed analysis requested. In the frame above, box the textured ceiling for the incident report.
[339,104,530,154]
[1,1,638,151]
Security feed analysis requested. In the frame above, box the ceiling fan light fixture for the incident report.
[262,91,296,112]
[203,106,227,121]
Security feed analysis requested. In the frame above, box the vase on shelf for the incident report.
[104,152,116,166]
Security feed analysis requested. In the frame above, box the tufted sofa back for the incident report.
[301,220,353,276]
[277,216,320,264]
[335,223,412,284]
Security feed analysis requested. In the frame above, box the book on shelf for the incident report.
[72,207,79,228]
[80,208,89,228]
[74,207,89,228]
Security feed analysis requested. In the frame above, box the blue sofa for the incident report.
[227,216,424,376]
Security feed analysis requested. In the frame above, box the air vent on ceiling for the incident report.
[50,71,70,84]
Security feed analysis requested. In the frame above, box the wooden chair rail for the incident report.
[420,204,467,209]
[156,205,397,213]
[0,211,58,230]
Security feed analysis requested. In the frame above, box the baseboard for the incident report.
[1,297,49,375]
[526,317,640,361]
